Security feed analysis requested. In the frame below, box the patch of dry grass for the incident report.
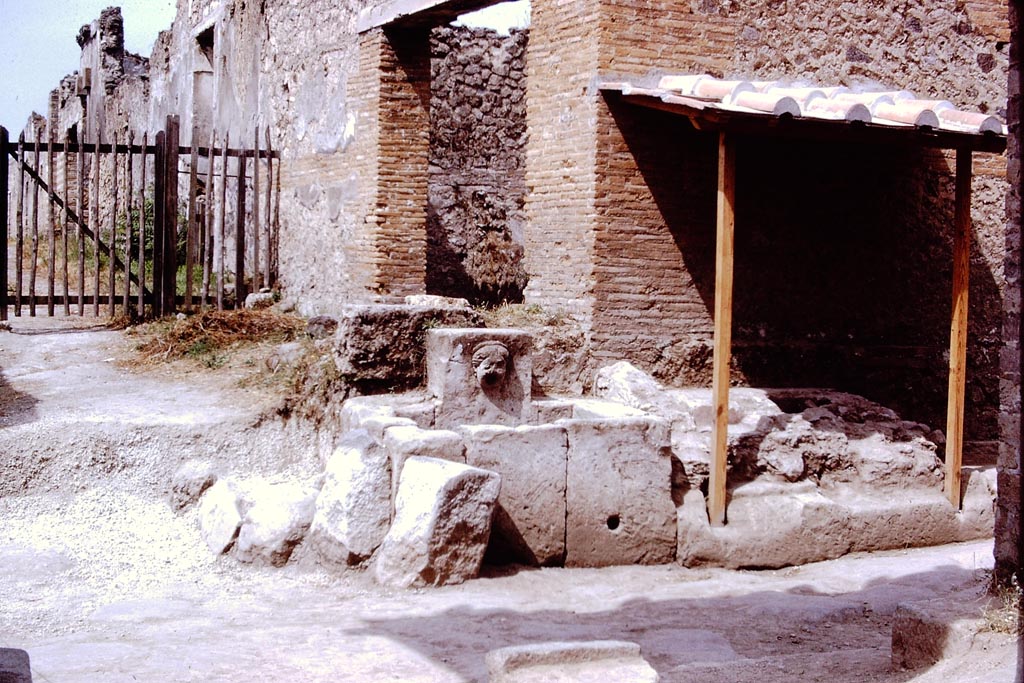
[478,302,567,328]
[982,580,1022,635]
[132,309,305,366]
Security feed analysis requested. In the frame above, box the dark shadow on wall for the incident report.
[354,563,985,681]
[606,100,1003,446]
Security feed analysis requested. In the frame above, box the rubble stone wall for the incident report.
[997,0,1021,587]
[428,27,528,305]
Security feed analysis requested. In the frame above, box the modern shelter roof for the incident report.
[600,74,1006,153]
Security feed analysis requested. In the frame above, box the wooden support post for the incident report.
[185,132,198,312]
[109,133,118,317]
[153,131,166,316]
[77,138,86,315]
[945,148,972,509]
[124,132,134,313]
[264,127,273,287]
[709,132,736,527]
[235,146,248,307]
[0,127,8,322]
[15,132,25,316]
[62,133,70,316]
[46,130,55,316]
[92,137,101,316]
[202,131,215,309]
[162,116,180,315]
[30,133,39,317]
[217,133,229,311]
[252,127,261,292]
[272,130,281,285]
[138,134,148,318]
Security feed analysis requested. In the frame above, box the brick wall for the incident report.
[522,0,602,327]
[428,26,528,305]
[527,0,1010,457]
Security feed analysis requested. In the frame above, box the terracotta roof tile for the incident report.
[614,74,1007,137]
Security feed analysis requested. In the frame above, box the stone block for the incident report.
[333,304,483,392]
[676,479,996,569]
[594,360,694,428]
[426,328,533,428]
[341,394,435,432]
[373,457,501,588]
[310,430,392,566]
[383,425,465,506]
[169,459,217,512]
[362,415,417,443]
[676,486,851,569]
[847,434,942,489]
[0,648,31,683]
[198,479,243,554]
[234,480,318,567]
[564,417,676,567]
[531,398,574,424]
[462,424,568,566]
[665,388,783,433]
[340,397,396,434]
[393,400,436,429]
[486,640,658,683]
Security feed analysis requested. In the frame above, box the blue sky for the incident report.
[0,0,177,130]
[0,0,529,132]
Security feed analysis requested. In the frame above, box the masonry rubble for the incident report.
[190,327,996,584]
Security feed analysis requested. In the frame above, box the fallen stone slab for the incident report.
[665,387,783,433]
[564,417,676,567]
[0,648,31,683]
[462,423,568,566]
[310,430,392,566]
[374,457,500,588]
[486,640,659,683]
[234,480,318,567]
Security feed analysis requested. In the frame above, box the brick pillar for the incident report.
[996,0,1023,587]
[357,26,430,297]
[522,0,602,323]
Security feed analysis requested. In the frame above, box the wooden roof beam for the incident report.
[357,0,509,32]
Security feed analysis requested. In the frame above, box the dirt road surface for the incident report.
[0,315,1017,682]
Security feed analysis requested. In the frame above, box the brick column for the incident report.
[522,0,602,322]
[357,26,431,297]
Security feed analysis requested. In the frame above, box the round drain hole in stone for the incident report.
[606,514,621,531]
